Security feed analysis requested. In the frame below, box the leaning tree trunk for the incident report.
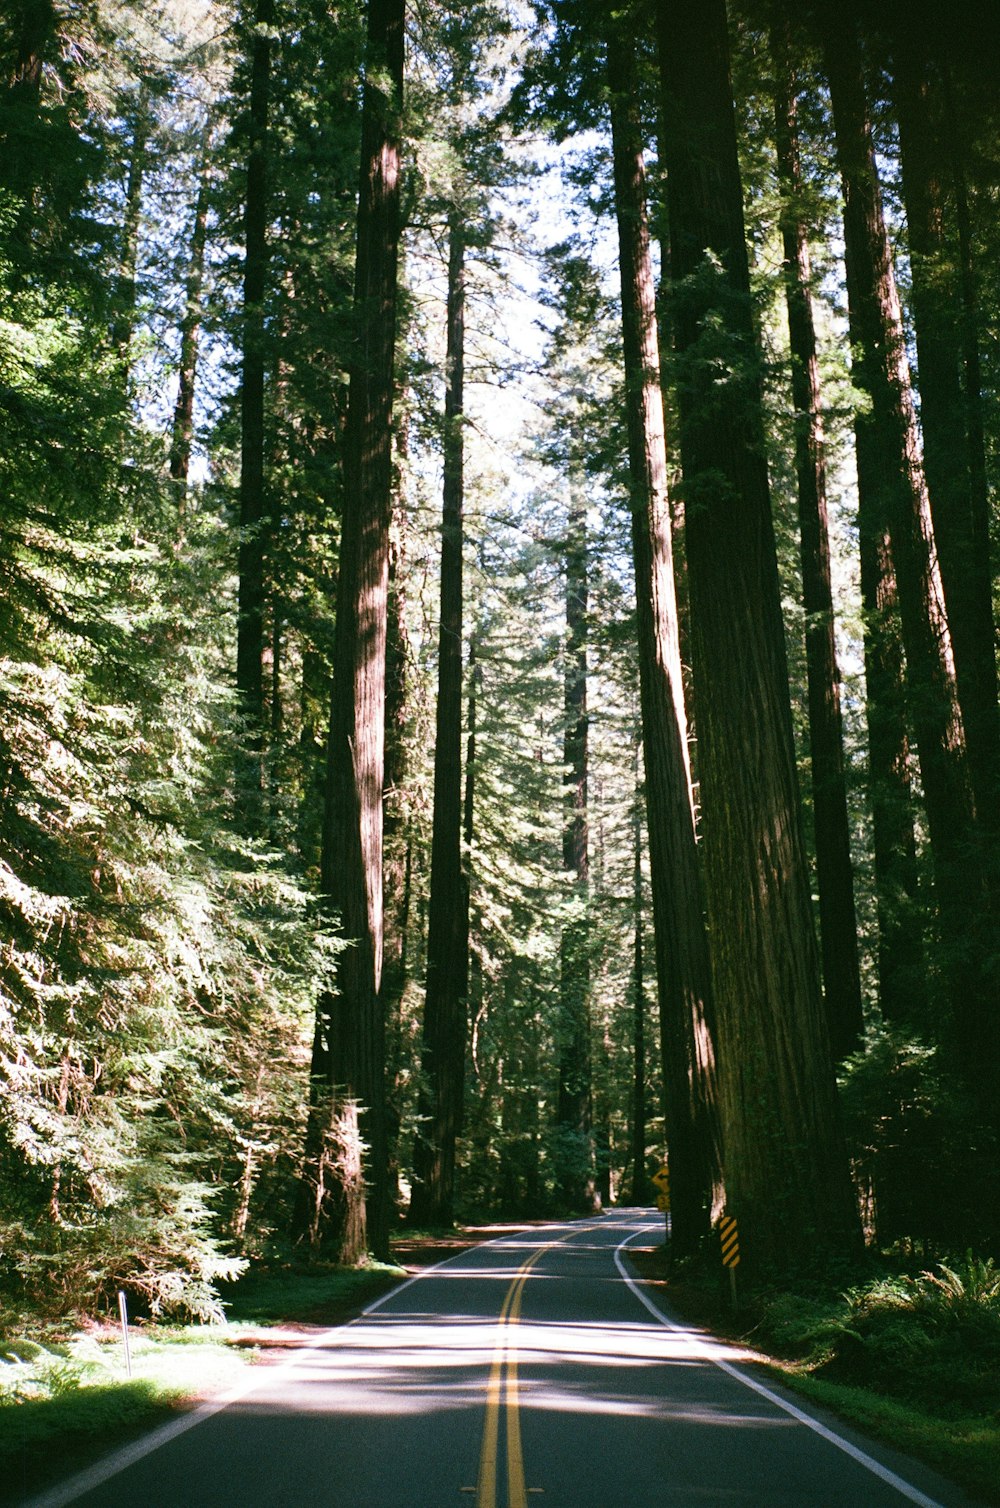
[657,0,859,1275]
[607,18,722,1253]
[236,0,273,758]
[822,15,993,1079]
[554,485,596,1213]
[410,212,470,1228]
[308,0,405,1264]
[770,16,862,1059]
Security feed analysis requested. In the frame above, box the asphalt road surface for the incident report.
[25,1211,981,1507]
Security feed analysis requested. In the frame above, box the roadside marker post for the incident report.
[652,1164,670,1245]
[118,1290,132,1378]
[719,1214,740,1311]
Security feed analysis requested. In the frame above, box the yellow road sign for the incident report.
[719,1214,740,1268]
[651,1165,670,1194]
[656,1193,670,1212]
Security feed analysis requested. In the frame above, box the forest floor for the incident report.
[628,1243,1000,1507]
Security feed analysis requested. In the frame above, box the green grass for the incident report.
[0,1259,406,1504]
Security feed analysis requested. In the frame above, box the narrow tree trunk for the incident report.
[410,213,469,1227]
[112,94,149,365]
[555,486,595,1212]
[629,737,647,1205]
[383,404,412,1203]
[822,16,991,1073]
[860,521,927,1023]
[770,17,862,1059]
[312,0,405,1264]
[169,134,212,498]
[236,0,273,743]
[658,0,859,1273]
[608,19,722,1254]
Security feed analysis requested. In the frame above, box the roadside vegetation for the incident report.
[632,1244,1000,1506]
[0,1259,405,1505]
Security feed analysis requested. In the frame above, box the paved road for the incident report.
[26,1211,980,1507]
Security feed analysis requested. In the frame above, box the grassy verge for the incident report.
[0,1259,405,1505]
[629,1244,1000,1506]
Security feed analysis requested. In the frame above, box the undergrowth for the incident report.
[644,1247,1000,1504]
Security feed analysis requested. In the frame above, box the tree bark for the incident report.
[894,43,1000,846]
[770,16,862,1059]
[822,15,992,1072]
[410,213,470,1227]
[554,485,595,1212]
[236,0,273,746]
[657,0,859,1273]
[629,736,648,1205]
[608,18,722,1253]
[313,0,405,1264]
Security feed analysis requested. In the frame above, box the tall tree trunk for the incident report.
[383,398,412,1204]
[629,735,647,1205]
[169,134,212,498]
[658,0,859,1273]
[555,486,595,1212]
[607,18,722,1254]
[860,523,927,1023]
[822,15,993,1076]
[894,43,1000,846]
[410,213,469,1227]
[770,17,862,1059]
[237,0,273,747]
[312,0,405,1264]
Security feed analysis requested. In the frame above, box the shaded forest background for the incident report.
[1,0,998,1322]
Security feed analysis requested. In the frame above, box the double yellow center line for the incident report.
[475,1243,552,1508]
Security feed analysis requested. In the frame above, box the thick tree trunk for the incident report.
[822,17,993,1074]
[555,487,596,1212]
[770,19,862,1059]
[608,20,722,1254]
[658,0,859,1273]
[169,136,212,497]
[236,0,273,744]
[312,0,404,1264]
[410,214,470,1227]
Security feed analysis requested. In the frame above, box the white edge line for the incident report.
[21,1225,561,1508]
[614,1225,944,1508]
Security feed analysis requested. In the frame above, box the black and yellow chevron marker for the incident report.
[719,1214,740,1268]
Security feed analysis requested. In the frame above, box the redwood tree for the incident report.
[607,13,722,1252]
[307,0,405,1263]
[657,0,858,1272]
[769,13,862,1059]
[410,209,470,1227]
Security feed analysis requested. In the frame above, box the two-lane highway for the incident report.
[26,1212,979,1507]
